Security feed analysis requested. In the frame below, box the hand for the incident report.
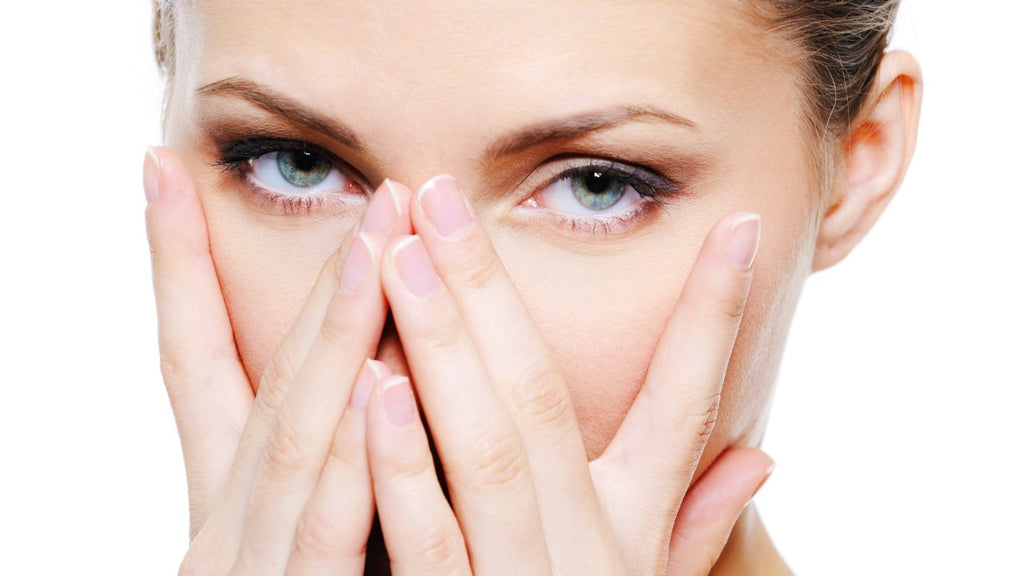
[361,175,774,575]
[144,146,413,573]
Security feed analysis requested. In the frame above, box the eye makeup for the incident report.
[212,136,369,215]
[196,103,706,234]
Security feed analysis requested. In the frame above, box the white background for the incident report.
[0,1,1020,573]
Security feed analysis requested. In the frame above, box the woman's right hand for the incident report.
[144,146,411,574]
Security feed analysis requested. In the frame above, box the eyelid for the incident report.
[512,156,680,236]
[214,136,370,214]
[532,156,677,199]
[217,137,344,171]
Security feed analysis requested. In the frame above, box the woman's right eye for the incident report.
[216,138,369,213]
[248,149,348,196]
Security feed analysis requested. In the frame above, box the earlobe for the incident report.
[813,50,924,272]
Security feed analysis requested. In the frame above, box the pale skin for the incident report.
[146,0,923,573]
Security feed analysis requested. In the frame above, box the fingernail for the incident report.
[747,459,776,507]
[381,375,416,427]
[143,146,161,204]
[418,175,472,239]
[351,359,388,411]
[394,236,440,298]
[339,234,375,293]
[361,180,401,236]
[727,214,761,272]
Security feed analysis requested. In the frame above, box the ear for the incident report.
[813,50,924,272]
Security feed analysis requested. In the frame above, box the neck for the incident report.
[710,505,792,576]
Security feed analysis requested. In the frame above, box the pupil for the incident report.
[585,171,610,194]
[292,150,320,172]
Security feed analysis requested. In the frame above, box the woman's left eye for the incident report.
[528,167,646,216]
[249,149,347,195]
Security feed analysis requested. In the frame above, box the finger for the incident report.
[233,187,404,571]
[380,234,551,575]
[667,447,774,575]
[594,212,760,551]
[366,373,472,576]
[144,146,253,537]
[207,179,410,529]
[409,176,613,570]
[285,359,390,575]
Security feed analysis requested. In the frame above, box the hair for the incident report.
[151,0,898,142]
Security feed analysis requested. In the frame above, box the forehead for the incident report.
[175,0,796,160]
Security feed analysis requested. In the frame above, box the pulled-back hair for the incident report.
[152,0,899,142]
[750,0,899,140]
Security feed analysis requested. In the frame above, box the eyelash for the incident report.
[215,137,366,214]
[524,159,675,235]
[213,137,677,231]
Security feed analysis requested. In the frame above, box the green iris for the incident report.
[571,170,625,210]
[277,150,332,187]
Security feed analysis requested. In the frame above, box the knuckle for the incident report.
[262,416,312,477]
[317,308,359,349]
[410,524,464,569]
[292,509,342,560]
[712,291,748,323]
[388,441,436,484]
[512,366,574,430]
[453,245,503,293]
[326,423,364,472]
[157,341,202,392]
[467,429,527,490]
[418,312,465,355]
[255,352,297,416]
[691,392,721,447]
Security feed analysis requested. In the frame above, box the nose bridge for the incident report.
[357,65,507,196]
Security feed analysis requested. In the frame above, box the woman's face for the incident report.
[164,0,821,467]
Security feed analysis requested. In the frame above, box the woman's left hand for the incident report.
[363,175,774,575]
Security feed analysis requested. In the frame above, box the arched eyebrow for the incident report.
[485,106,698,160]
[197,77,697,161]
[196,77,364,151]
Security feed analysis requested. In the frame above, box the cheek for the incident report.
[491,227,702,459]
[491,192,817,463]
[183,157,359,385]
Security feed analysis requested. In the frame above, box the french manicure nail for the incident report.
[143,147,161,204]
[339,234,374,293]
[350,358,387,411]
[419,175,472,239]
[381,375,416,427]
[361,180,400,236]
[727,214,761,272]
[747,459,776,507]
[394,236,440,298]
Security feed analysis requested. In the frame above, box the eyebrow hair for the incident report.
[196,77,697,161]
[196,77,364,150]
[485,106,698,160]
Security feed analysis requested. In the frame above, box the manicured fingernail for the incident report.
[418,175,472,239]
[361,180,401,236]
[727,214,761,271]
[339,234,375,293]
[143,146,161,204]
[381,375,416,427]
[747,459,776,507]
[394,236,440,297]
[351,359,388,411]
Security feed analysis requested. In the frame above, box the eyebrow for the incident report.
[485,106,698,160]
[196,77,364,151]
[196,77,697,160]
